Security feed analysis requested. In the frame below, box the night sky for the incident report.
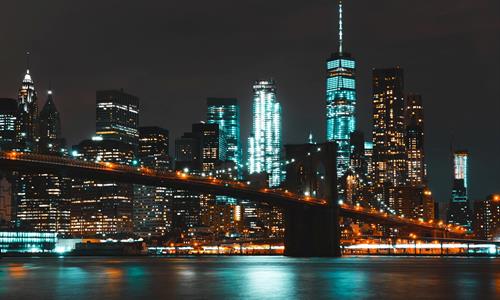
[1,0,498,204]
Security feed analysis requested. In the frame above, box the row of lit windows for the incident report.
[327,59,356,70]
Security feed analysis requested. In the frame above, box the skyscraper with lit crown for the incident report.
[248,80,283,187]
[326,0,357,179]
[16,54,38,152]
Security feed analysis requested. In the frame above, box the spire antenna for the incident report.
[338,0,343,54]
[26,51,30,71]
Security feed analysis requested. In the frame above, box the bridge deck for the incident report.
[0,151,466,236]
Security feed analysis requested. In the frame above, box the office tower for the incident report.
[405,93,425,186]
[326,0,356,179]
[138,126,170,170]
[473,194,500,240]
[173,123,228,238]
[39,90,66,154]
[16,62,39,152]
[96,89,139,147]
[175,123,226,173]
[372,67,407,209]
[447,151,472,230]
[192,123,226,172]
[248,80,283,187]
[175,132,200,172]
[207,97,242,177]
[15,172,72,233]
[0,98,18,151]
[393,186,435,220]
[133,126,172,237]
[70,139,135,236]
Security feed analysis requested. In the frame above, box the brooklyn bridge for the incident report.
[0,148,467,257]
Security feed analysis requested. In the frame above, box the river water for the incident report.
[0,256,498,299]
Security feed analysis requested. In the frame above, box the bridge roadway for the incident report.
[0,151,465,236]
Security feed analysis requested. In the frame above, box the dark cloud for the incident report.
[0,0,498,203]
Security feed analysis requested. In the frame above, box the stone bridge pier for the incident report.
[283,142,341,257]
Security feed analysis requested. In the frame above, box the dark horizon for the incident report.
[0,0,498,203]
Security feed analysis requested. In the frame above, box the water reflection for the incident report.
[245,265,295,298]
[7,264,28,279]
[0,257,497,299]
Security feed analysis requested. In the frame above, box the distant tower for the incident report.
[16,52,39,152]
[447,150,472,230]
[326,0,357,179]
[248,80,283,187]
[405,93,425,186]
[39,90,65,154]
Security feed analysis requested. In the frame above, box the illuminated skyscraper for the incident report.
[372,67,407,210]
[447,150,472,230]
[207,97,242,177]
[16,56,38,152]
[326,0,356,179]
[0,98,18,151]
[405,93,425,186]
[96,89,139,147]
[134,126,172,237]
[14,62,71,234]
[248,80,283,187]
[71,139,135,236]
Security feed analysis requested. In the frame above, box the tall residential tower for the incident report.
[405,94,426,186]
[326,0,357,179]
[372,67,407,210]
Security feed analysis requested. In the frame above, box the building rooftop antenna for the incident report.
[338,0,343,54]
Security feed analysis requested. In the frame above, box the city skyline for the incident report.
[0,0,498,204]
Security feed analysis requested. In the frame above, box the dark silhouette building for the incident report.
[38,90,66,154]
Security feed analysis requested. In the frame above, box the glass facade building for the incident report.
[207,97,242,177]
[326,1,357,179]
[248,80,283,187]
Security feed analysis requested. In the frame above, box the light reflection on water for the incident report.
[0,256,498,299]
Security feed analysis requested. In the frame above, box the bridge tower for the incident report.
[283,142,341,257]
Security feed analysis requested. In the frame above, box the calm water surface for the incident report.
[0,256,498,299]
